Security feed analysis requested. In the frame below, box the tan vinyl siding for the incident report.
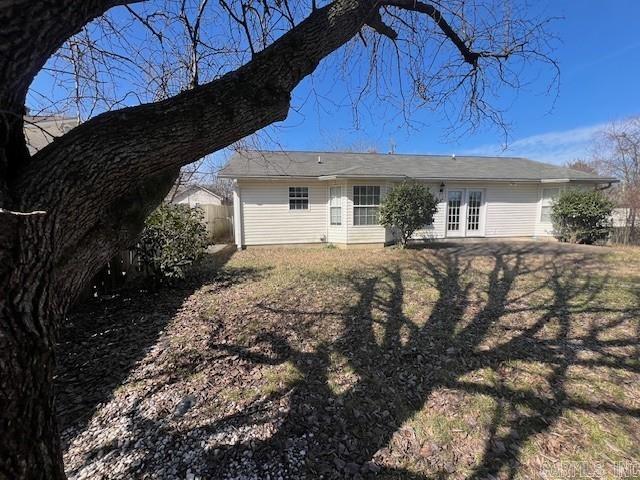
[393,182,554,240]
[235,179,585,246]
[239,180,327,245]
[484,184,539,237]
[346,181,388,244]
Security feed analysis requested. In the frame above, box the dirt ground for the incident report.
[57,241,640,479]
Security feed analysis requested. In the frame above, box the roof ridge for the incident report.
[233,149,531,160]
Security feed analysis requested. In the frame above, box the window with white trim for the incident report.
[329,186,342,225]
[540,187,560,222]
[353,186,380,225]
[289,187,309,210]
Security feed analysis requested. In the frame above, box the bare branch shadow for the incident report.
[55,250,262,437]
[203,243,639,478]
[60,242,640,479]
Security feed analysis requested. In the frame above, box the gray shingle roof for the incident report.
[219,151,617,183]
[24,116,78,154]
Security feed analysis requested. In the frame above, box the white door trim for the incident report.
[326,184,343,243]
[465,188,486,237]
[445,189,466,237]
[445,188,486,238]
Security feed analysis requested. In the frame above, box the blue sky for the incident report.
[271,0,640,165]
[29,1,640,168]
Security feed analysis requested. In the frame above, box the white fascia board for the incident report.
[540,178,570,183]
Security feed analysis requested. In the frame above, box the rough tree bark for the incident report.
[0,1,517,478]
[0,1,382,477]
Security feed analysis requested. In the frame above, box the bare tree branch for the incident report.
[383,0,480,66]
[0,2,561,476]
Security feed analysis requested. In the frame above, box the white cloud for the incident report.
[466,123,609,165]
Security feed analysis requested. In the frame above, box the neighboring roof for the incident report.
[23,115,79,154]
[172,184,223,201]
[219,150,618,183]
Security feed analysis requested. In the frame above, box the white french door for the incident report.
[446,189,485,237]
[466,190,484,234]
[446,190,465,237]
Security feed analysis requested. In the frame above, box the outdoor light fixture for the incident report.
[439,182,445,193]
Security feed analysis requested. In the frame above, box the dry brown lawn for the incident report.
[59,241,640,479]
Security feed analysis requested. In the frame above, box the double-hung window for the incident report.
[540,187,560,222]
[353,186,380,225]
[329,186,342,225]
[289,187,309,210]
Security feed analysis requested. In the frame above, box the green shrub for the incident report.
[379,182,439,247]
[551,189,615,244]
[136,203,208,279]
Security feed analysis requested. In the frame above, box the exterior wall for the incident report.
[238,179,328,246]
[233,181,243,248]
[234,178,602,247]
[345,180,389,244]
[484,183,539,237]
[410,182,538,240]
[175,188,223,206]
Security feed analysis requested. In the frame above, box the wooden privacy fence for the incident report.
[200,204,233,242]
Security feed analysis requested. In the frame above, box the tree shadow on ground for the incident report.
[204,242,640,479]
[59,242,640,479]
[55,247,245,436]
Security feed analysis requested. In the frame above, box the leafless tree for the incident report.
[590,117,640,240]
[565,159,597,174]
[0,1,557,478]
[206,176,234,202]
[325,134,381,152]
[167,155,231,202]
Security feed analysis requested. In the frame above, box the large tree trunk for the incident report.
[0,4,354,473]
[0,298,65,480]
[0,1,487,477]
[0,166,178,479]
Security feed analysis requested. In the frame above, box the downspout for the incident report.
[325,185,329,245]
[232,179,243,249]
[596,182,613,191]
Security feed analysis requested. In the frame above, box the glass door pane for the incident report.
[329,186,341,225]
[467,191,482,232]
[447,191,462,232]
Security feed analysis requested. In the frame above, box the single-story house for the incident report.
[172,185,225,207]
[219,151,617,248]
